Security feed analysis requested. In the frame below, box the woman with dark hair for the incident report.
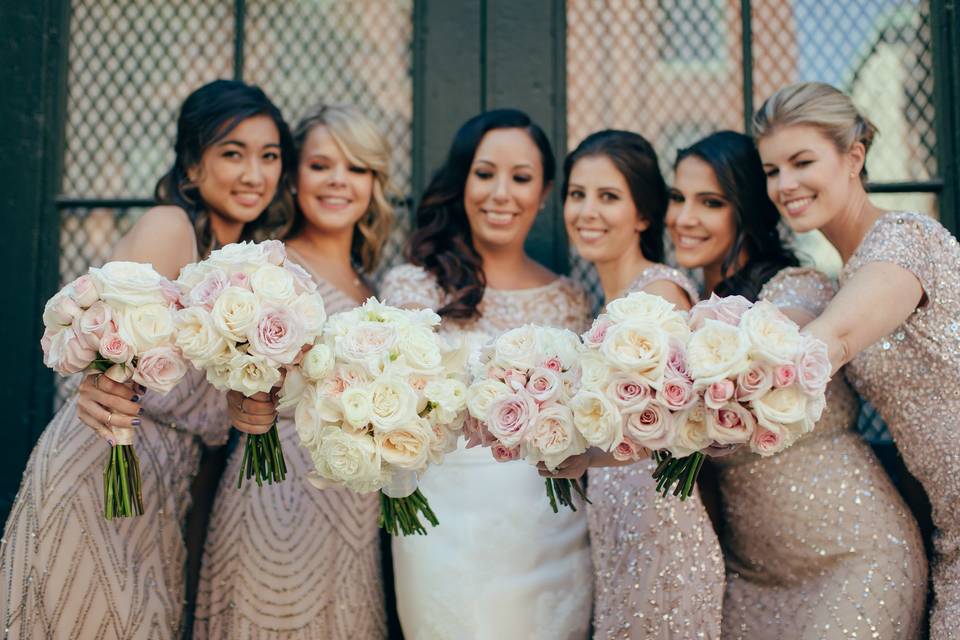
[546,129,724,639]
[667,130,926,639]
[195,104,396,639]
[1,79,294,639]
[381,109,593,639]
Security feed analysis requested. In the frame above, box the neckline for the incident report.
[284,245,363,305]
[840,210,903,280]
[485,277,564,296]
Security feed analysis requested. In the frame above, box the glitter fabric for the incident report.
[587,264,724,640]
[382,264,594,640]
[193,255,385,639]
[842,212,960,639]
[716,267,928,640]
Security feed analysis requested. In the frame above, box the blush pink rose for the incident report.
[487,391,538,447]
[665,343,691,380]
[284,261,317,294]
[463,415,497,449]
[658,376,695,411]
[773,364,797,388]
[50,295,84,327]
[247,305,306,364]
[736,363,773,402]
[796,334,831,394]
[705,402,756,445]
[74,301,112,349]
[749,424,786,456]
[583,316,612,347]
[51,328,96,374]
[502,369,528,391]
[186,269,229,309]
[612,437,648,462]
[607,376,652,412]
[688,293,752,331]
[261,239,286,266]
[69,275,99,308]
[491,443,522,462]
[541,356,563,373]
[625,402,673,450]
[704,379,735,409]
[99,330,133,364]
[159,279,182,307]
[132,346,188,394]
[230,271,251,290]
[526,367,561,403]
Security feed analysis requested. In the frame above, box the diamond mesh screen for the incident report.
[566,0,937,307]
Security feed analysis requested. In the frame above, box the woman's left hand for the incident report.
[537,451,595,480]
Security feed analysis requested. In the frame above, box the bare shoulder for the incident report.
[112,206,197,279]
[642,278,692,310]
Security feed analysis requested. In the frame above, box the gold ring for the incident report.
[106,411,113,427]
[94,374,102,391]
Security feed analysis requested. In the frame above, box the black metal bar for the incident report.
[233,0,245,82]
[930,0,958,234]
[56,196,154,208]
[741,0,753,134]
[866,179,944,194]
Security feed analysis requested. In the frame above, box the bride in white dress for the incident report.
[380,109,593,639]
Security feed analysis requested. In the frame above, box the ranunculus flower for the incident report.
[688,293,752,330]
[424,378,467,420]
[301,343,335,382]
[486,391,539,447]
[796,334,831,394]
[735,363,774,402]
[132,346,188,394]
[528,405,586,471]
[704,379,735,410]
[705,402,756,445]
[570,390,622,451]
[341,385,373,428]
[624,402,673,450]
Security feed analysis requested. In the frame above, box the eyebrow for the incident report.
[474,158,535,170]
[697,191,728,200]
[217,139,280,148]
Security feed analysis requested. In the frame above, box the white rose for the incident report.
[600,320,669,386]
[284,260,318,294]
[227,350,281,396]
[89,261,168,308]
[570,390,623,451]
[376,419,432,471]
[538,327,583,370]
[752,384,808,430]
[301,343,335,382]
[291,292,326,340]
[335,321,398,368]
[740,301,802,365]
[369,375,419,433]
[211,286,260,342]
[294,384,340,448]
[579,351,611,391]
[119,303,176,352]
[493,325,539,371]
[668,403,712,457]
[204,241,265,273]
[466,378,510,421]
[398,324,443,373]
[686,319,750,386]
[250,263,298,305]
[175,307,229,367]
[341,385,373,428]
[528,405,586,471]
[276,366,306,414]
[312,426,382,492]
[425,378,467,417]
[606,291,678,323]
[181,267,229,310]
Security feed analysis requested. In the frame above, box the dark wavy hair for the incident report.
[675,130,798,301]
[154,79,295,257]
[563,130,666,263]
[407,109,556,319]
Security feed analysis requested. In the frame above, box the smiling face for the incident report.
[295,124,375,235]
[564,154,648,264]
[666,155,737,278]
[757,124,863,233]
[463,128,549,252]
[190,114,282,225]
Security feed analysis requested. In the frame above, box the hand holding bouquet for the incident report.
[40,262,189,519]
[292,298,468,536]
[175,240,327,488]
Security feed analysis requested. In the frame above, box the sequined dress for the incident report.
[587,264,724,640]
[716,266,927,639]
[381,264,593,640]
[0,367,231,639]
[841,212,960,639]
[194,253,385,639]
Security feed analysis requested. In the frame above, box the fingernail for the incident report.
[131,394,140,402]
[132,419,141,426]
[138,384,147,394]
[107,439,115,447]
[137,407,144,416]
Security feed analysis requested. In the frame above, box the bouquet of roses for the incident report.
[40,262,189,519]
[650,293,832,499]
[175,240,326,488]
[292,298,468,536]
[465,325,591,513]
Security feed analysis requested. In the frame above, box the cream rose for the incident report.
[600,321,669,385]
[466,378,510,421]
[492,325,540,371]
[211,286,260,342]
[376,420,432,471]
[250,263,297,306]
[90,261,168,308]
[335,321,399,368]
[529,405,586,471]
[398,324,443,373]
[132,346,188,394]
[369,375,419,433]
[570,390,622,451]
[668,404,712,457]
[118,303,176,353]
[276,366,306,414]
[705,402,756,445]
[605,291,678,323]
[580,351,612,390]
[291,292,327,340]
[752,385,807,430]
[686,318,750,386]
[312,426,382,492]
[175,307,229,366]
[740,301,802,365]
[294,384,339,448]
[341,385,373,429]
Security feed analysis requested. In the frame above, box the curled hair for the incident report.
[154,79,295,257]
[408,109,556,319]
[753,82,878,183]
[562,129,666,263]
[675,131,799,301]
[286,104,395,274]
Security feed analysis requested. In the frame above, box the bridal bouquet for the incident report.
[465,325,590,513]
[40,262,189,519]
[651,294,831,499]
[175,240,326,488]
[292,298,468,536]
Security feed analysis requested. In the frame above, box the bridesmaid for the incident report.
[754,81,959,639]
[668,129,927,639]
[546,129,724,639]
[193,103,395,639]
[1,80,294,639]
[381,109,593,639]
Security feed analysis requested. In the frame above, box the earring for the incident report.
[849,171,856,179]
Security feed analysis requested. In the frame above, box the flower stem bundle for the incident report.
[379,489,439,536]
[237,420,287,488]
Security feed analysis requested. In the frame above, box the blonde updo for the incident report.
[753,82,878,182]
[286,104,396,274]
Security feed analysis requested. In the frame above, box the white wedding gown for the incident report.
[382,265,593,640]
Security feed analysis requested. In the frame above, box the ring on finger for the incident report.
[106,411,113,427]
[236,396,245,413]
[94,373,103,391]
